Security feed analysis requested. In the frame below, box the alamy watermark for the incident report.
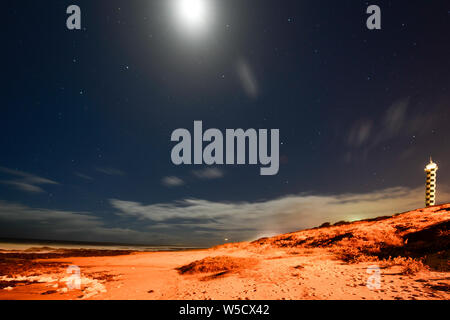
[66,5,81,30]
[66,265,81,290]
[366,265,381,290]
[366,5,381,30]
[170,121,280,176]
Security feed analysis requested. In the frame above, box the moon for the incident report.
[173,0,211,34]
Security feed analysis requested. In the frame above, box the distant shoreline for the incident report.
[0,238,204,253]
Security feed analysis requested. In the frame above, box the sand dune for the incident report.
[0,204,448,300]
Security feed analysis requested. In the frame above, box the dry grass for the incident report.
[176,256,259,275]
[382,257,429,275]
[334,246,378,264]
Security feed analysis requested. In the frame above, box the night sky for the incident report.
[1,1,449,246]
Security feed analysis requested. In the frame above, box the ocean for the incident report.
[0,238,202,252]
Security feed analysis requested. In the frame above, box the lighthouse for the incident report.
[424,158,438,207]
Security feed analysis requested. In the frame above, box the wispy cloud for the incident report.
[192,168,224,180]
[346,98,439,161]
[161,168,224,188]
[75,172,94,181]
[237,58,259,99]
[161,176,185,187]
[347,119,373,147]
[95,167,125,176]
[2,181,46,193]
[0,166,58,193]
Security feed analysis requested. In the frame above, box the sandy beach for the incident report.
[1,204,448,300]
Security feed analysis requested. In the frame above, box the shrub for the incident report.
[382,257,429,275]
[176,256,258,275]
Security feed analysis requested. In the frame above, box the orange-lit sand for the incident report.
[1,204,448,300]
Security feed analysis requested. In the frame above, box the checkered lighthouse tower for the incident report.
[424,158,438,207]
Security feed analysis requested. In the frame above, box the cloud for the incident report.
[0,166,58,193]
[75,172,94,180]
[347,98,411,150]
[382,98,409,137]
[0,201,99,226]
[347,120,373,147]
[346,97,440,161]
[110,185,450,244]
[2,181,46,193]
[192,168,224,180]
[95,167,125,176]
[237,58,259,99]
[161,176,185,187]
[161,168,224,188]
[0,201,152,244]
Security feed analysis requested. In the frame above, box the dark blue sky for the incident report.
[1,1,449,246]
